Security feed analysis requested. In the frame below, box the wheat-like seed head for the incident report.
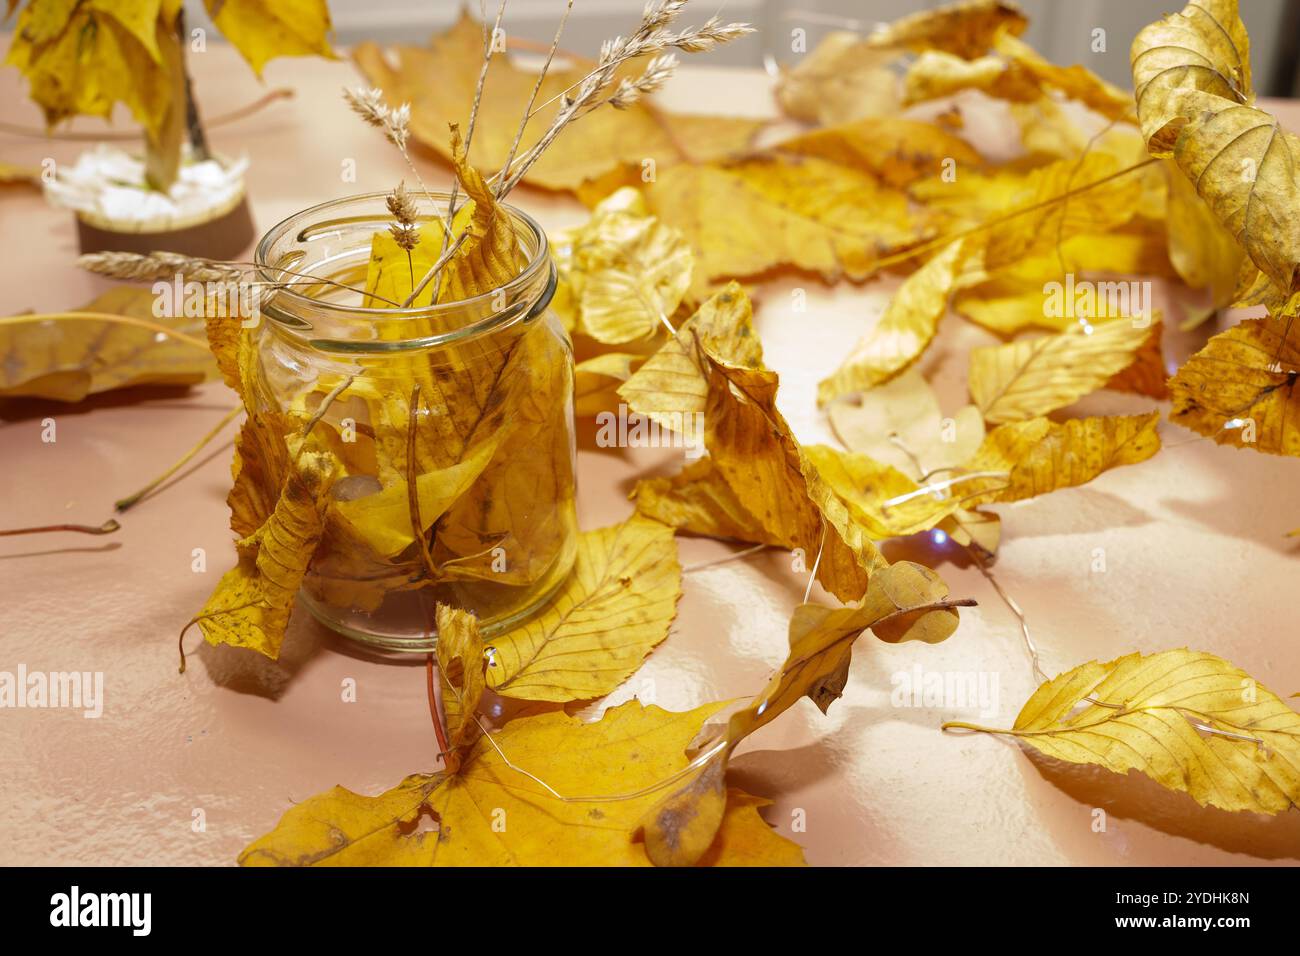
[343,86,410,150]
[77,251,244,283]
[386,182,422,251]
[386,182,419,226]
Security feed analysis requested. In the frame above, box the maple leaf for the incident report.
[202,0,335,76]
[7,1,334,189]
[0,287,215,401]
[239,700,806,867]
[949,649,1300,814]
[6,0,180,141]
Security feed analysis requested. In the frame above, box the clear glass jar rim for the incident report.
[253,190,553,332]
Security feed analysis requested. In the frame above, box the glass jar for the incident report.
[251,192,577,652]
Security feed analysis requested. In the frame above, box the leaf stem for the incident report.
[426,651,451,760]
[115,405,242,512]
[0,518,120,537]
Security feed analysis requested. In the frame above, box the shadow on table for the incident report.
[1020,747,1300,861]
[0,385,232,424]
[183,608,425,701]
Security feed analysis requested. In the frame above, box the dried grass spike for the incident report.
[77,251,243,284]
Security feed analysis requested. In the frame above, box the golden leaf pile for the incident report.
[239,0,1300,865]
[14,0,1300,866]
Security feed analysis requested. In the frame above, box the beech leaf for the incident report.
[968,318,1158,423]
[644,120,976,296]
[828,367,984,478]
[574,352,642,417]
[554,188,693,344]
[194,449,337,660]
[485,515,681,703]
[1168,313,1300,456]
[774,31,900,126]
[1132,0,1300,293]
[863,0,1027,59]
[817,240,966,405]
[951,649,1300,814]
[435,605,486,773]
[642,562,964,866]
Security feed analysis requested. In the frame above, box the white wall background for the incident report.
[183,0,1295,93]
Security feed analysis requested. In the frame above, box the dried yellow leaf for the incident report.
[6,0,179,140]
[240,700,806,866]
[574,352,642,417]
[485,515,681,703]
[555,187,693,344]
[817,241,966,405]
[619,281,761,430]
[352,12,761,194]
[1133,0,1300,293]
[643,118,975,296]
[950,649,1300,814]
[904,31,1134,123]
[966,412,1162,501]
[642,562,964,866]
[864,0,1027,59]
[775,31,900,126]
[1163,162,1246,328]
[203,0,335,76]
[0,287,215,401]
[828,368,984,479]
[1168,313,1300,456]
[802,412,1163,538]
[633,457,782,548]
[195,449,337,659]
[968,318,1157,422]
[955,229,1173,336]
[435,604,486,773]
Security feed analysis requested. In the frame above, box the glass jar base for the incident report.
[299,557,575,655]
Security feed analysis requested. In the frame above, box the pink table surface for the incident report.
[2,44,1299,866]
